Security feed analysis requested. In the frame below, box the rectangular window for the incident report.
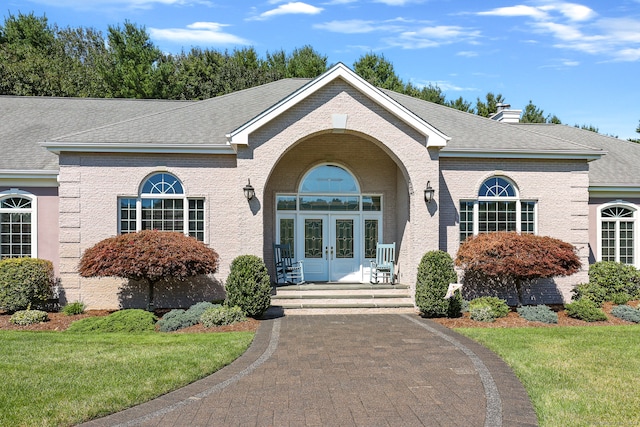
[601,222,616,261]
[299,196,359,211]
[619,222,634,265]
[521,201,536,234]
[188,199,205,241]
[276,195,297,211]
[478,201,516,233]
[362,196,382,211]
[0,212,31,258]
[119,198,137,234]
[141,198,184,232]
[459,201,474,242]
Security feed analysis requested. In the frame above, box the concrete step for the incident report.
[269,283,415,315]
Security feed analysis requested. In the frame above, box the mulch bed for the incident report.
[431,301,640,328]
[2,301,638,332]
[0,309,261,333]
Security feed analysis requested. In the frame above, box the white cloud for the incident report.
[457,51,479,57]
[389,25,482,49]
[149,22,251,45]
[313,19,406,33]
[250,2,324,21]
[477,2,640,62]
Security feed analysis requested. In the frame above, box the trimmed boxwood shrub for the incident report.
[200,305,246,327]
[10,309,49,326]
[415,250,461,318]
[157,301,219,332]
[564,299,607,322]
[469,297,509,319]
[225,255,272,318]
[611,305,640,323]
[516,305,558,324]
[0,258,55,312]
[588,261,640,300]
[66,309,157,333]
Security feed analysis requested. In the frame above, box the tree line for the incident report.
[1,12,638,140]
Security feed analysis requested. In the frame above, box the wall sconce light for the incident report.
[424,181,435,204]
[243,179,255,201]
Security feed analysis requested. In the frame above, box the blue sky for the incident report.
[5,0,640,139]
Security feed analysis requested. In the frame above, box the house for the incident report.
[1,63,638,309]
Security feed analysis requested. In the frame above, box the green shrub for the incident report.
[66,309,157,333]
[571,282,608,304]
[469,296,509,319]
[415,250,461,318]
[0,258,55,312]
[10,309,49,326]
[470,305,496,322]
[588,261,640,300]
[611,305,640,323]
[517,305,558,324]
[611,292,632,305]
[157,302,219,332]
[225,255,272,318]
[62,301,85,316]
[565,299,607,322]
[200,305,246,327]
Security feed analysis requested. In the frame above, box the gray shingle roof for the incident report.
[511,123,640,186]
[51,79,310,145]
[2,76,633,189]
[383,90,602,154]
[0,96,189,171]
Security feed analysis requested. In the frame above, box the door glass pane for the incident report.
[335,219,354,259]
[280,218,295,254]
[364,219,378,258]
[304,219,323,258]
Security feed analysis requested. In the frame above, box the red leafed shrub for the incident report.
[455,232,581,305]
[78,230,219,310]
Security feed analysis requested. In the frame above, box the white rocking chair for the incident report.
[273,243,305,285]
[370,242,396,284]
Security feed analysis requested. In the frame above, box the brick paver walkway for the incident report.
[81,314,537,427]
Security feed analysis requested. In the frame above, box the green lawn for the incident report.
[0,330,254,426]
[457,326,640,427]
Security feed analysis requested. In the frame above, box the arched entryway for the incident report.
[275,163,383,282]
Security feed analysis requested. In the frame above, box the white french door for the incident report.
[300,214,361,282]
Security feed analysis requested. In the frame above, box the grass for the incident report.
[0,330,254,426]
[457,326,640,427]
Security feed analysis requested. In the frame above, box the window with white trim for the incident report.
[119,173,205,241]
[1,192,36,258]
[459,176,537,243]
[599,204,636,265]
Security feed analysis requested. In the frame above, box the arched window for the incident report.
[119,172,205,241]
[0,192,36,258]
[599,204,636,265]
[459,176,536,242]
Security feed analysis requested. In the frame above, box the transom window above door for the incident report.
[119,172,205,241]
[277,164,381,212]
[459,175,537,243]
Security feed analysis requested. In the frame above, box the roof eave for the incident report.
[0,169,59,187]
[40,142,237,155]
[439,148,604,161]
